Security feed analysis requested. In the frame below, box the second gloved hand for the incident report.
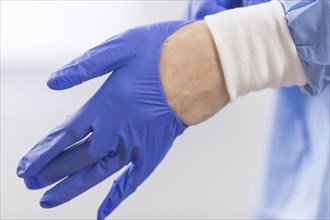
[17,20,193,219]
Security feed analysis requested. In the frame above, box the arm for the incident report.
[17,1,329,219]
[164,0,330,125]
[161,0,330,125]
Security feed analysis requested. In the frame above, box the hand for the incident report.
[17,20,228,219]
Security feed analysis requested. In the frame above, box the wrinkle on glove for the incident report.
[17,20,194,219]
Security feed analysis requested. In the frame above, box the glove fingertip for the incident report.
[47,75,62,90]
[24,176,45,189]
[16,166,26,177]
[47,76,73,90]
[47,71,77,90]
[40,200,54,209]
[40,195,61,208]
[17,158,30,178]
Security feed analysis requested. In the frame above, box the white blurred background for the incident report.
[1,1,275,219]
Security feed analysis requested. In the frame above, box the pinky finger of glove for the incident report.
[97,164,143,220]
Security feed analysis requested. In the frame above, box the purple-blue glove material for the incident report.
[17,20,193,219]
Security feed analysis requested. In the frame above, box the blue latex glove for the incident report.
[17,20,193,219]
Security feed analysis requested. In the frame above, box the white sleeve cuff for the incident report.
[205,1,307,102]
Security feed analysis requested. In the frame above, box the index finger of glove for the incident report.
[47,35,135,90]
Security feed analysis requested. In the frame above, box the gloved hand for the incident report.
[17,20,193,219]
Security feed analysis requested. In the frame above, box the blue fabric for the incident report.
[280,0,330,96]
[185,0,330,96]
[185,0,330,219]
[244,2,330,218]
[254,86,330,220]
[183,0,242,19]
[16,20,192,220]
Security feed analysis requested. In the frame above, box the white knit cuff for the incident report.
[205,1,307,102]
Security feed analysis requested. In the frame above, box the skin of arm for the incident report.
[160,21,229,125]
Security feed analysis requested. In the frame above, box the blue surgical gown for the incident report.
[185,0,330,219]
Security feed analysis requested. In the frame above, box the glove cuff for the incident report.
[205,1,307,102]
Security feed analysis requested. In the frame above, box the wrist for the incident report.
[160,21,229,126]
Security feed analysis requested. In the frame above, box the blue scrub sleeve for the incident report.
[186,0,329,96]
[183,0,242,19]
[279,0,330,96]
